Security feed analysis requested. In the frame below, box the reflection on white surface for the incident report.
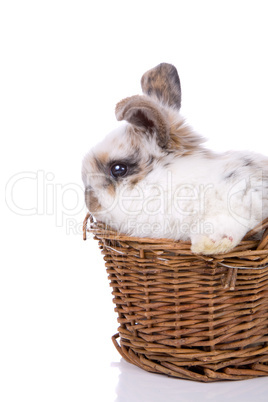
[113,358,268,402]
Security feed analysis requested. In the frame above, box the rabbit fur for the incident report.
[82,63,268,255]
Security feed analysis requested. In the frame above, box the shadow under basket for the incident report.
[83,213,268,382]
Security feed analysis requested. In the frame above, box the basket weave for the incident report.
[83,213,268,382]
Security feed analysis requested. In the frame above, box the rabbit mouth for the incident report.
[85,186,102,213]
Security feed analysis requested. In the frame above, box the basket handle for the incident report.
[83,212,94,240]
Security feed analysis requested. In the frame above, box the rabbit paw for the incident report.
[191,235,234,255]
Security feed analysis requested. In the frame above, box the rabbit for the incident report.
[82,63,268,255]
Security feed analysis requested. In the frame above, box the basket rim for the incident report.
[83,212,268,244]
[83,212,268,274]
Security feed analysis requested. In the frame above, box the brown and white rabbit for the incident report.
[82,63,268,254]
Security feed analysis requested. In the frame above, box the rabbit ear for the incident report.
[115,95,169,147]
[141,63,181,109]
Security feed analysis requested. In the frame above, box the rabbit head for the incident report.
[82,63,204,229]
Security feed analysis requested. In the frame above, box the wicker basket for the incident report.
[83,213,268,382]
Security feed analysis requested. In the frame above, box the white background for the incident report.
[1,1,268,401]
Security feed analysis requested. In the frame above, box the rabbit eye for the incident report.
[110,163,128,178]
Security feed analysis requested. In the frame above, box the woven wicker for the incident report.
[83,213,268,382]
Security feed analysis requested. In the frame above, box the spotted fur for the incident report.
[82,63,268,255]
